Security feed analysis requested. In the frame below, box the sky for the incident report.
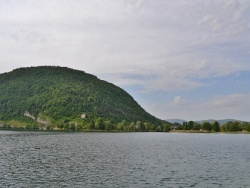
[1,0,250,121]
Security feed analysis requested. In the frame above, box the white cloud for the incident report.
[1,0,250,121]
[1,1,250,85]
[173,96,182,105]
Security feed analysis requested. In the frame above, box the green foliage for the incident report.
[187,121,194,130]
[202,122,212,131]
[193,122,201,130]
[175,120,250,133]
[229,121,242,132]
[136,121,145,131]
[163,123,171,132]
[95,117,104,130]
[243,122,250,132]
[0,66,164,130]
[221,121,233,132]
[129,122,135,131]
[212,121,220,132]
[220,121,246,132]
[88,120,95,130]
[104,121,112,131]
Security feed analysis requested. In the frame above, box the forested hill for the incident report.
[0,66,165,130]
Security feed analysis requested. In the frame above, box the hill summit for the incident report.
[0,66,165,131]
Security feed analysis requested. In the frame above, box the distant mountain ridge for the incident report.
[166,119,186,124]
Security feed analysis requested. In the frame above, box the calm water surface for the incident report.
[0,131,250,188]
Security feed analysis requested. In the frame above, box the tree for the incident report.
[229,121,241,132]
[121,120,127,127]
[221,125,226,132]
[117,120,127,131]
[193,122,201,130]
[202,122,212,131]
[176,124,183,130]
[223,121,233,132]
[64,123,70,130]
[77,122,84,131]
[104,121,112,131]
[163,123,170,132]
[243,122,250,132]
[212,121,220,132]
[95,117,104,130]
[136,121,145,131]
[56,120,64,129]
[154,125,162,132]
[88,120,95,130]
[129,122,135,131]
[146,122,154,131]
[187,121,194,130]
[183,122,187,130]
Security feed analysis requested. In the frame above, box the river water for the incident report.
[0,131,249,187]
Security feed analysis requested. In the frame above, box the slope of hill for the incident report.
[0,66,164,129]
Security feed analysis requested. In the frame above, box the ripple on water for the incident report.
[0,132,250,187]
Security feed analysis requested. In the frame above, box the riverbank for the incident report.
[1,128,250,134]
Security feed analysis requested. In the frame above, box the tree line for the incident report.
[173,120,250,132]
[2,118,250,133]
[0,118,171,132]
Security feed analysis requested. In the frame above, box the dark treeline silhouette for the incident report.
[172,120,250,132]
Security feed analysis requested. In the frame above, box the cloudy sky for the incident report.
[1,0,250,121]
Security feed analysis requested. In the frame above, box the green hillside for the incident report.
[0,66,167,131]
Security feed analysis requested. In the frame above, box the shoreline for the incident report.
[0,128,249,134]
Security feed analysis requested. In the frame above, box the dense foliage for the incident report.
[0,66,167,131]
[173,120,250,132]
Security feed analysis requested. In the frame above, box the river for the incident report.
[0,131,249,187]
